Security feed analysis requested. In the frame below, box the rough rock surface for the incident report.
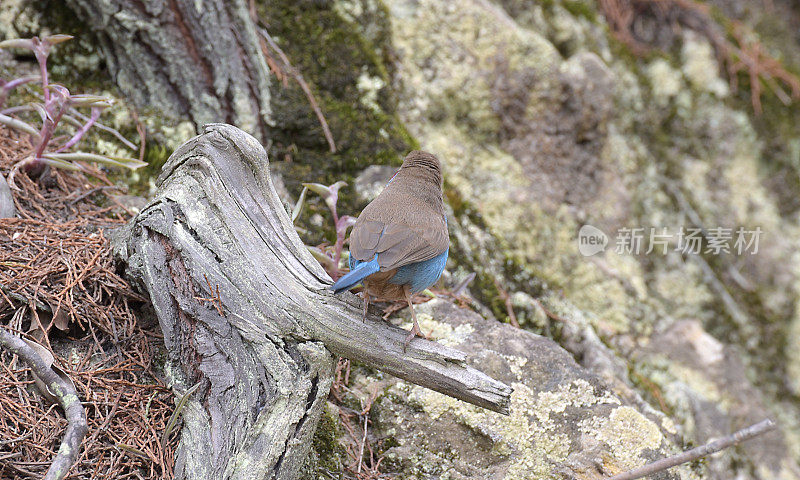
[365,299,697,480]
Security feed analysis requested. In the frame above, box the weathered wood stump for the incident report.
[111,124,511,480]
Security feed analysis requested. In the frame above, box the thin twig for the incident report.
[258,28,337,153]
[357,411,367,474]
[493,279,519,328]
[0,327,88,480]
[130,108,147,164]
[607,419,777,480]
[451,272,476,297]
[68,185,123,205]
[193,274,224,316]
[532,298,573,325]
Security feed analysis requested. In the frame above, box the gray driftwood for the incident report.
[111,124,512,480]
[62,0,273,141]
[0,173,14,218]
[0,328,88,480]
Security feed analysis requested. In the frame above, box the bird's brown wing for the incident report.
[350,215,448,270]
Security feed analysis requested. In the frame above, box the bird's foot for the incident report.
[402,319,430,352]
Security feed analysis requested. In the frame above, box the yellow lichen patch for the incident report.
[591,406,664,470]
[647,59,684,104]
[644,355,726,408]
[651,259,715,324]
[681,31,729,98]
[356,68,385,114]
[393,378,631,479]
[661,416,678,435]
[723,130,780,234]
[387,0,559,136]
[401,313,475,347]
[533,379,620,424]
[498,353,529,377]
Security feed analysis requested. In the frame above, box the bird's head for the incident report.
[399,150,443,188]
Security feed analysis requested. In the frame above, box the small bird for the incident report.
[331,150,449,348]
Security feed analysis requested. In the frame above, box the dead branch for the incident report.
[0,327,88,480]
[607,419,777,480]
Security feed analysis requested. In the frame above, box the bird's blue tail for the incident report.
[331,256,380,294]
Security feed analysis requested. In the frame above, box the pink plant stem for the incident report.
[1,105,34,115]
[37,58,49,101]
[56,108,100,152]
[333,230,345,279]
[1,77,37,108]
[36,48,50,102]
[35,122,53,159]
[34,103,67,160]
[331,206,342,277]
[35,115,55,159]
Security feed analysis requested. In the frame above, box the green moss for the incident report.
[256,0,415,189]
[309,403,345,474]
[445,185,547,325]
[254,0,419,246]
[561,0,597,22]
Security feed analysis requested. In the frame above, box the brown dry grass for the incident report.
[0,125,176,479]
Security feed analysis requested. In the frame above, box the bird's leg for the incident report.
[402,286,428,350]
[361,290,371,322]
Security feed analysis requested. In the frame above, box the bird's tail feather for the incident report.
[331,255,381,293]
[331,257,380,294]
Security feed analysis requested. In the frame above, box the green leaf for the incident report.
[291,186,308,224]
[46,84,71,101]
[43,152,147,170]
[115,444,149,459]
[32,103,49,122]
[42,34,73,45]
[0,114,41,139]
[302,182,333,198]
[69,94,112,108]
[161,382,202,446]
[39,157,83,171]
[0,39,35,50]
[303,181,347,216]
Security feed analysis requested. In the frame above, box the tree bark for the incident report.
[62,0,273,141]
[111,124,511,480]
